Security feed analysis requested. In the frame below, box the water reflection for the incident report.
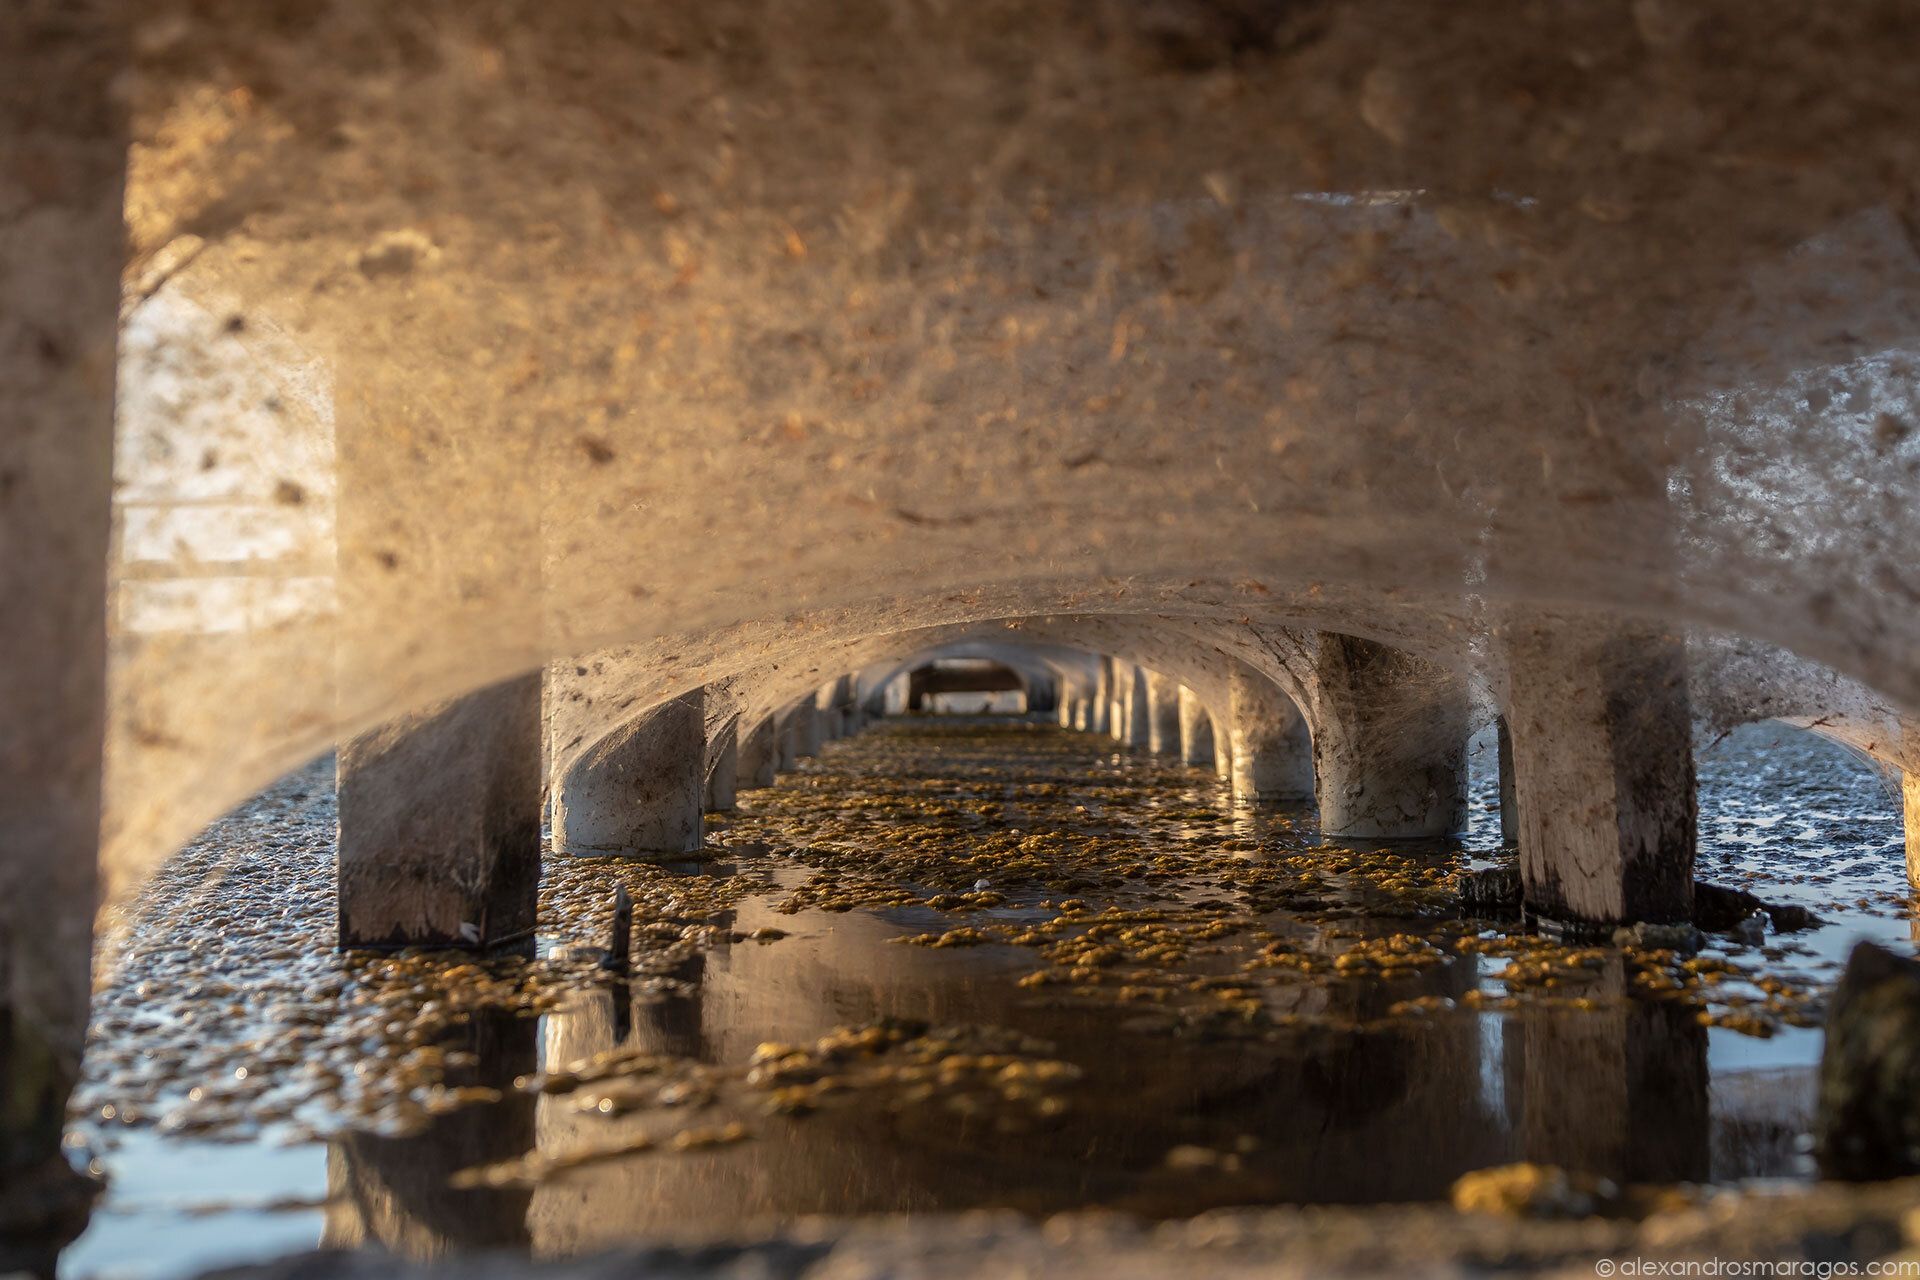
[323,1007,536,1255]
[318,882,1760,1258]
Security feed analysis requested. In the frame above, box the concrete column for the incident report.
[1907,772,1920,893]
[738,716,778,789]
[777,703,805,769]
[1228,664,1314,802]
[1496,715,1520,846]
[1145,670,1182,754]
[1110,671,1129,742]
[1126,667,1151,749]
[1210,718,1233,780]
[1072,697,1090,732]
[1311,634,1470,839]
[826,674,856,737]
[1179,686,1216,768]
[813,682,838,741]
[704,718,738,812]
[1505,618,1696,926]
[1057,693,1075,728]
[337,675,542,949]
[1090,659,1112,735]
[551,690,705,858]
[0,4,122,1236]
[797,696,824,757]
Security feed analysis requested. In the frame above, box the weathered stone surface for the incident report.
[337,675,541,949]
[1817,941,1920,1181]
[1506,617,1696,926]
[738,716,777,790]
[0,0,122,1242]
[551,690,704,858]
[1227,662,1314,803]
[1310,635,1469,839]
[1178,686,1215,768]
[1145,671,1182,756]
[703,719,738,812]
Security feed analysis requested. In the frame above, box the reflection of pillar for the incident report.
[1310,634,1469,839]
[0,5,122,1243]
[551,690,704,857]
[1179,686,1215,768]
[338,676,543,948]
[1228,662,1314,802]
[1515,963,1709,1184]
[738,716,777,789]
[704,716,738,812]
[1506,617,1695,925]
[324,1007,538,1255]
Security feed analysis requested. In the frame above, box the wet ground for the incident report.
[57,717,1913,1278]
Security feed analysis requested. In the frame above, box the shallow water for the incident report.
[58,718,1912,1278]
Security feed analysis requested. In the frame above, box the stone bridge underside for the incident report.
[7,0,1920,1227]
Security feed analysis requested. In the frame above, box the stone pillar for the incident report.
[1228,663,1315,802]
[704,718,738,812]
[337,675,542,949]
[797,695,824,757]
[1090,659,1112,735]
[1179,686,1216,768]
[1072,697,1090,732]
[1210,718,1233,780]
[1496,715,1520,847]
[1907,772,1920,894]
[826,674,856,736]
[0,2,122,1238]
[1057,692,1075,728]
[813,679,846,740]
[551,690,705,858]
[738,716,778,789]
[1311,634,1470,839]
[777,703,804,769]
[1504,618,1696,926]
[1110,669,1129,742]
[1145,670,1182,755]
[1126,667,1151,749]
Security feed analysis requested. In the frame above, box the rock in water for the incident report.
[1816,941,1920,1179]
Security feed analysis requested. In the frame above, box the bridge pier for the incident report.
[1125,666,1151,749]
[1089,660,1113,735]
[1505,619,1696,926]
[1145,671,1182,755]
[1907,771,1920,893]
[0,5,121,1238]
[1496,716,1520,847]
[551,690,705,858]
[1228,663,1315,802]
[797,696,824,757]
[1178,687,1216,768]
[336,675,542,949]
[704,718,738,812]
[1311,634,1470,839]
[738,716,778,789]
